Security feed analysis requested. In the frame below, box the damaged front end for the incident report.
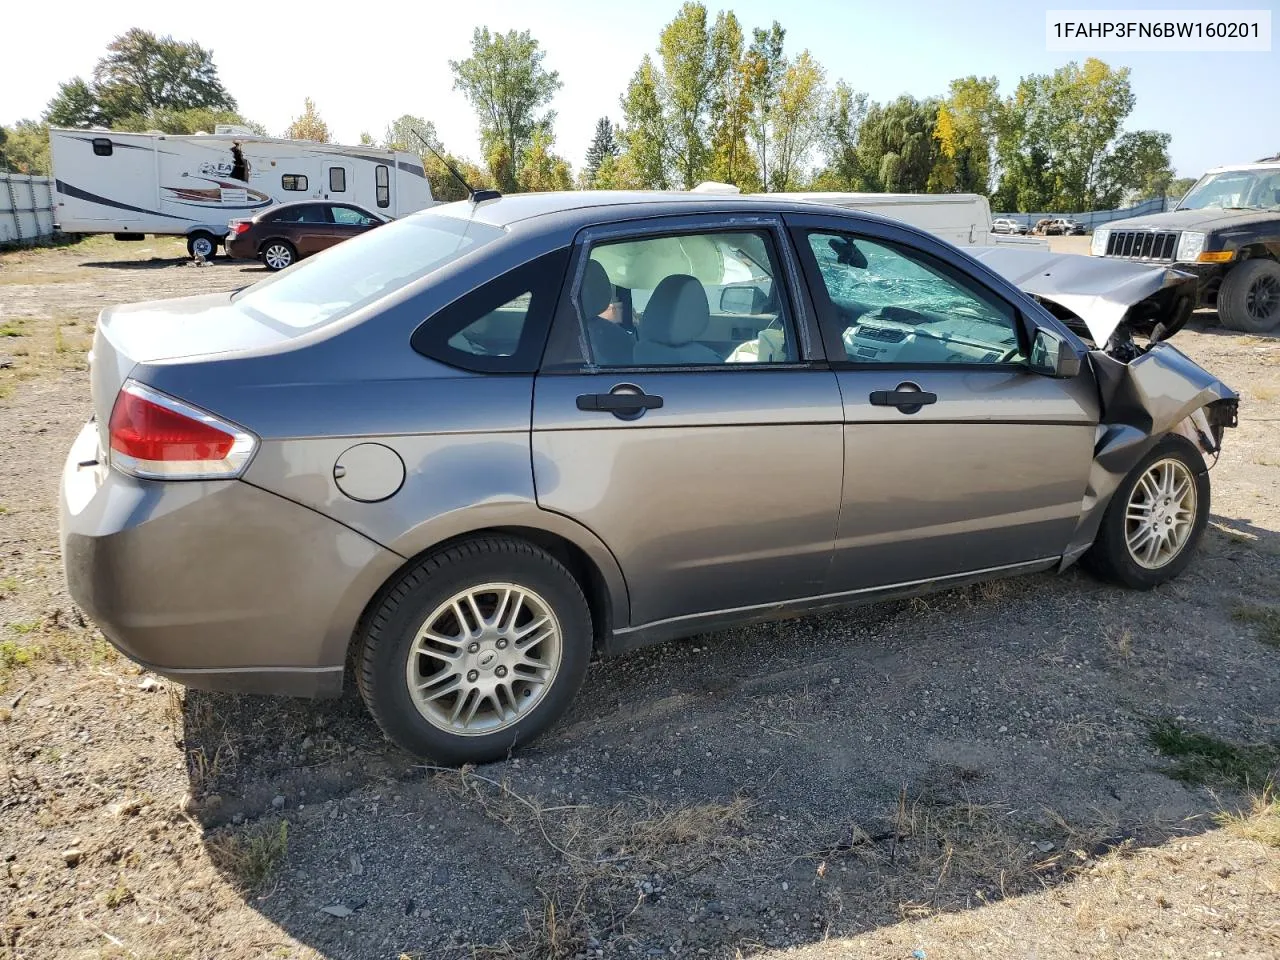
[970,247,1240,566]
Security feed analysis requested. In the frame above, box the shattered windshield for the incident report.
[1178,169,1280,211]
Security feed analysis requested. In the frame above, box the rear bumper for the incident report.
[59,423,403,698]
[224,234,257,260]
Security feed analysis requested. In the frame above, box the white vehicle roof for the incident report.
[1201,159,1280,174]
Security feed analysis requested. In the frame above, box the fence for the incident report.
[0,173,56,245]
[993,196,1172,232]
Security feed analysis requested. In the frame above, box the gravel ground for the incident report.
[0,237,1277,960]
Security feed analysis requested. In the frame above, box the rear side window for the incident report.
[272,205,328,224]
[375,165,390,208]
[329,167,346,192]
[281,174,308,191]
[92,138,113,157]
[411,249,570,374]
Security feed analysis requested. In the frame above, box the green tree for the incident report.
[1168,175,1197,203]
[706,10,758,190]
[932,75,999,194]
[1104,130,1174,204]
[583,117,618,185]
[45,77,103,127]
[450,28,562,192]
[112,107,264,135]
[657,2,722,188]
[743,22,785,191]
[769,50,825,190]
[814,81,869,190]
[617,55,669,189]
[857,95,941,192]
[91,28,236,123]
[0,120,51,174]
[383,114,439,152]
[519,128,574,191]
[284,98,330,142]
[359,131,376,145]
[994,59,1142,211]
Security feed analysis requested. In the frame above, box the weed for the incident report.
[1231,605,1280,647]
[1215,785,1280,847]
[0,504,9,515]
[0,639,36,668]
[104,883,134,909]
[1147,718,1280,788]
[0,323,25,337]
[208,819,289,894]
[8,620,40,635]
[54,327,67,353]
[1103,623,1134,661]
[1251,384,1278,402]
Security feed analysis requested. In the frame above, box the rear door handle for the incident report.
[576,392,664,412]
[869,385,937,413]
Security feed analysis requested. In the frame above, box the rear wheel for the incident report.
[1082,436,1209,589]
[356,536,592,763]
[261,240,296,271]
[1217,258,1280,332]
[186,231,218,260]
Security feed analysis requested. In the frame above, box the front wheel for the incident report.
[261,240,296,271]
[356,536,593,764]
[1217,258,1280,333]
[1082,435,1210,589]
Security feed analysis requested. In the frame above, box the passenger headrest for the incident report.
[641,275,710,346]
[580,259,613,318]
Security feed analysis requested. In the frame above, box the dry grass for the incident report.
[207,819,289,895]
[1232,604,1280,647]
[0,612,117,693]
[1216,785,1280,848]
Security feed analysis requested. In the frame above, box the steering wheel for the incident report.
[998,346,1022,363]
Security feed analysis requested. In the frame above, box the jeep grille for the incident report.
[1104,230,1179,261]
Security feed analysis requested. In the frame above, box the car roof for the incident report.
[418,189,911,236]
[256,199,374,218]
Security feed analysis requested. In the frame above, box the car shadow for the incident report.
[81,257,259,271]
[182,509,1280,959]
[1186,307,1280,340]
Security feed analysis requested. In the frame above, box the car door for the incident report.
[786,212,1099,593]
[531,214,845,630]
[327,205,379,249]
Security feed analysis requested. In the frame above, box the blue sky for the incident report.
[2,0,1277,179]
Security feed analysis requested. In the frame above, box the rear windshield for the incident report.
[230,213,504,331]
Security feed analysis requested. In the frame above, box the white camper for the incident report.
[49,125,434,258]
[692,183,1048,250]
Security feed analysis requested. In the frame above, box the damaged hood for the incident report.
[968,247,1195,344]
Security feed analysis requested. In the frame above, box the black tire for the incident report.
[356,536,592,764]
[1082,435,1210,590]
[186,231,219,260]
[1217,258,1280,333]
[260,239,296,271]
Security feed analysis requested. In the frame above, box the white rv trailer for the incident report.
[692,183,1048,250]
[49,125,434,258]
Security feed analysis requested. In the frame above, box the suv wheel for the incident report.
[356,536,593,763]
[1217,258,1280,332]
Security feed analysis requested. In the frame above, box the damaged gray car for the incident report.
[60,192,1239,763]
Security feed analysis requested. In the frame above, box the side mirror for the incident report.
[1029,326,1082,379]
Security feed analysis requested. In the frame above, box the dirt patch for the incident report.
[1,239,1277,959]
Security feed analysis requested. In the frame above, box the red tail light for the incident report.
[108,380,257,479]
[230,221,251,235]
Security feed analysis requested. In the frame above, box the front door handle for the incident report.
[576,391,664,413]
[869,384,937,414]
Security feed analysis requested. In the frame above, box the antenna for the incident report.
[410,130,502,204]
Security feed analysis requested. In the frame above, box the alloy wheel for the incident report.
[1246,273,1280,326]
[264,244,292,269]
[191,236,214,258]
[1124,458,1197,569]
[405,583,562,736]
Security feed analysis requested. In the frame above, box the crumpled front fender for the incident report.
[1060,342,1239,567]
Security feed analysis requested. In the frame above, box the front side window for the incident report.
[805,231,1024,365]
[375,164,390,208]
[329,167,346,192]
[411,248,570,374]
[332,206,374,226]
[272,205,328,224]
[281,174,308,191]
[569,229,798,367]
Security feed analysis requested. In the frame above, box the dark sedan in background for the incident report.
[225,200,387,270]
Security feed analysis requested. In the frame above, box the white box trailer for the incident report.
[49,125,434,257]
[693,183,1048,250]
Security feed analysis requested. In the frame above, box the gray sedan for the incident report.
[60,192,1238,763]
